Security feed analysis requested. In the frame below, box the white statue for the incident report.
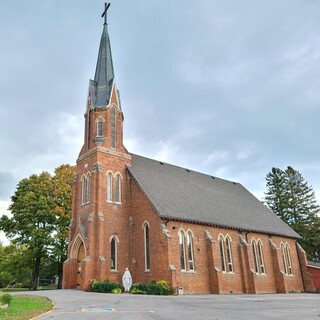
[122,268,132,292]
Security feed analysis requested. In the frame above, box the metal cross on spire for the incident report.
[101,3,111,25]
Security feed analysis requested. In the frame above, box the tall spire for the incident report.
[90,3,115,108]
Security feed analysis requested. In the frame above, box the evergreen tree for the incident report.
[264,166,320,261]
[265,167,289,223]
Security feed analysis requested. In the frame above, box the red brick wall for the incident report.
[129,177,171,284]
[125,177,306,294]
[307,266,320,292]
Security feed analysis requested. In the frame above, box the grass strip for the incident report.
[0,295,53,320]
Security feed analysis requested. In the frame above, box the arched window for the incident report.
[86,174,91,203]
[187,232,194,271]
[225,236,233,273]
[252,240,259,273]
[111,237,117,270]
[257,240,265,274]
[144,223,150,271]
[97,118,103,137]
[107,173,112,202]
[285,244,293,275]
[111,107,116,148]
[115,174,121,203]
[179,231,186,270]
[280,243,288,274]
[219,236,226,272]
[81,175,86,204]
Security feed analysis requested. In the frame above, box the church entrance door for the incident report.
[76,242,85,289]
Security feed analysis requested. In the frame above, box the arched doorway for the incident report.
[77,242,85,289]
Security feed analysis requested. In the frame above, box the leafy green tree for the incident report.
[264,166,320,260]
[0,243,32,288]
[51,164,76,289]
[0,172,55,290]
[0,165,75,290]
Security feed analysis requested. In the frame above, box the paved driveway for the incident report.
[15,290,319,320]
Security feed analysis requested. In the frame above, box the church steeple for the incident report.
[89,3,115,108]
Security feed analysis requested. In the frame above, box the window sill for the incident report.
[106,201,122,205]
[221,271,235,275]
[144,270,151,273]
[181,271,196,274]
[255,273,267,276]
[80,202,90,207]
[110,270,118,273]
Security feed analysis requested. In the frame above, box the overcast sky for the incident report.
[1,0,320,244]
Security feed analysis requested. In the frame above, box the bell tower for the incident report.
[63,3,131,290]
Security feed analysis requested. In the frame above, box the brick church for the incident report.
[62,4,313,294]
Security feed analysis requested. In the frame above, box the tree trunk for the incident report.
[32,256,41,290]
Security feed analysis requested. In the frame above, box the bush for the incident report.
[131,287,146,294]
[0,292,13,306]
[130,280,174,295]
[130,283,148,294]
[91,278,122,293]
[155,280,175,295]
[111,287,122,294]
[90,278,174,295]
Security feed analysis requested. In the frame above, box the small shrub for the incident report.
[1,293,13,306]
[130,283,148,294]
[130,287,146,294]
[130,280,174,295]
[155,280,174,295]
[111,287,122,294]
[91,280,122,293]
[146,282,163,295]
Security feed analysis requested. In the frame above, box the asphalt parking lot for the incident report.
[16,290,320,320]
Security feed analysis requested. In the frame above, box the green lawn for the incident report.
[0,295,53,320]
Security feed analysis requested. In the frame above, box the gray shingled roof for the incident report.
[127,154,300,239]
[90,24,115,107]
